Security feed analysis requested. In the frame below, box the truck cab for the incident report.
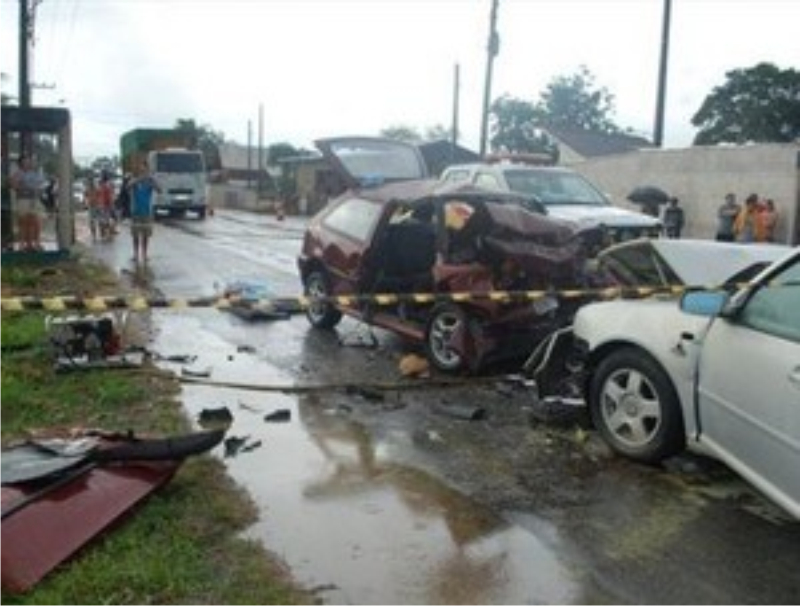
[149,148,208,219]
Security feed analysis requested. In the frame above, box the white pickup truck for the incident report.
[439,160,662,246]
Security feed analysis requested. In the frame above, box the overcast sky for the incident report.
[1,0,798,161]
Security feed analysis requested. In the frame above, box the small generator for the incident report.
[47,315,122,361]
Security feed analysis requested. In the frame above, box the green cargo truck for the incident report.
[120,129,208,219]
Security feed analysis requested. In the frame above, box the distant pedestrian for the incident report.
[129,161,160,264]
[41,177,57,217]
[760,198,778,242]
[9,154,46,251]
[116,173,132,220]
[716,192,739,242]
[662,197,684,239]
[98,172,116,237]
[733,193,765,243]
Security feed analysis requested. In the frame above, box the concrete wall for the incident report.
[575,144,800,245]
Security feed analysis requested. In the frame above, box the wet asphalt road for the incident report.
[84,209,800,604]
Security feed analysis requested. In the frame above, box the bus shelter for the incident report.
[2,106,74,255]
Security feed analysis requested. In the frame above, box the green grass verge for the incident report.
[1,255,312,604]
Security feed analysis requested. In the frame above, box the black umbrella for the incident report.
[627,185,671,205]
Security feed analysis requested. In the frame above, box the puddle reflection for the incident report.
[157,314,583,604]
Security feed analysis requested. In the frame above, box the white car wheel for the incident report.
[589,347,685,463]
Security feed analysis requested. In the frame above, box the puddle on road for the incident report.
[154,314,585,604]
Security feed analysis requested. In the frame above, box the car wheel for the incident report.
[426,304,468,372]
[304,270,342,329]
[589,347,685,463]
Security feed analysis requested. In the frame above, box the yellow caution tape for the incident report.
[0,282,760,314]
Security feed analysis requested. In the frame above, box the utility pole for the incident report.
[479,0,499,157]
[451,63,460,161]
[247,119,252,190]
[18,0,32,109]
[257,104,264,197]
[653,0,672,147]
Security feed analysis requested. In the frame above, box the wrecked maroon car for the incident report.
[297,137,600,372]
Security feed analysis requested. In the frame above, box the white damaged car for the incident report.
[530,239,799,519]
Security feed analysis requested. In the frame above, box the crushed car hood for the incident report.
[547,203,660,229]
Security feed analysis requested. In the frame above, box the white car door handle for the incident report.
[790,367,800,389]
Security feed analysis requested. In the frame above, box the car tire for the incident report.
[304,270,342,329]
[588,347,685,464]
[426,304,468,373]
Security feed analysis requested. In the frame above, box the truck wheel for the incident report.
[197,208,206,220]
[304,270,342,329]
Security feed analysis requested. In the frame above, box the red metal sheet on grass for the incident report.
[1,460,179,593]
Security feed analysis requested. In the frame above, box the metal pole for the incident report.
[653,0,672,147]
[19,0,31,109]
[479,0,499,157]
[247,120,252,189]
[451,63,460,160]
[258,104,263,197]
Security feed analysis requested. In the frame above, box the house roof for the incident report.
[545,126,653,158]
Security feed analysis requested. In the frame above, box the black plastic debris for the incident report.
[224,435,248,458]
[264,409,291,423]
[182,366,212,378]
[344,385,385,402]
[198,406,234,427]
[433,402,486,421]
[223,436,263,458]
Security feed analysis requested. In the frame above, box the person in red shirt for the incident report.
[98,172,117,238]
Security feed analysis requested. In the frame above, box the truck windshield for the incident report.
[155,153,204,173]
[504,169,608,206]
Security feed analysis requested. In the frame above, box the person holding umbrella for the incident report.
[627,185,670,219]
[662,197,685,238]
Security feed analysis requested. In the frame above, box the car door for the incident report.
[695,252,800,517]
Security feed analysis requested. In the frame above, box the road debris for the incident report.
[264,409,291,423]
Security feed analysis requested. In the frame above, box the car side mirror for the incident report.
[680,290,728,317]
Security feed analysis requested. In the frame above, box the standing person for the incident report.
[733,193,765,243]
[662,197,685,239]
[41,177,57,218]
[85,177,102,240]
[760,198,778,242]
[9,154,46,251]
[116,173,132,220]
[716,193,740,241]
[98,172,116,237]
[129,161,160,264]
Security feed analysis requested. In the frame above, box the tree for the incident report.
[532,65,619,133]
[488,95,559,160]
[691,63,800,145]
[174,118,225,171]
[423,124,453,142]
[380,125,423,143]
[487,67,621,159]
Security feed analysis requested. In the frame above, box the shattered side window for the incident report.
[322,198,382,243]
[599,243,681,287]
